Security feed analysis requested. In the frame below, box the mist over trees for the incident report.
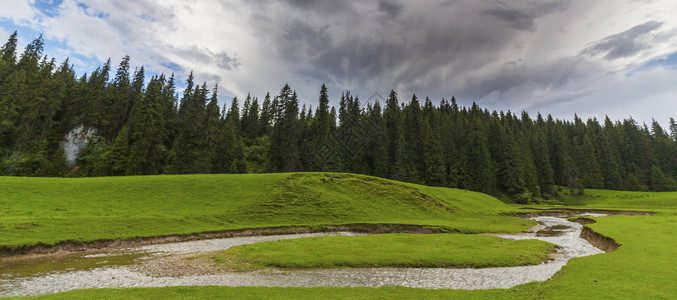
[2,34,676,201]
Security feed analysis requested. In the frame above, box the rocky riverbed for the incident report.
[0,216,605,297]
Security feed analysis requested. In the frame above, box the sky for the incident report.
[1,0,676,126]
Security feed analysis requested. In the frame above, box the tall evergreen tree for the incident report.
[462,116,495,194]
[269,84,300,172]
[166,73,210,173]
[125,76,169,175]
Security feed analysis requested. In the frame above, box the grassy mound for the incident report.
[205,233,557,270]
[0,173,530,248]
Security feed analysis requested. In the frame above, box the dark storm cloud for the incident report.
[459,57,600,104]
[236,0,675,120]
[482,1,566,31]
[378,0,403,17]
[583,21,663,60]
[282,19,332,60]
[282,0,355,15]
[268,2,512,89]
[483,7,536,31]
[256,0,580,101]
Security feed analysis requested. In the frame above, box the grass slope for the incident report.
[0,173,530,248]
[206,233,557,270]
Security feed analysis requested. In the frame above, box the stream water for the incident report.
[0,216,605,296]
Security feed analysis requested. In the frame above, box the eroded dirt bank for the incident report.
[572,217,620,252]
[0,223,454,259]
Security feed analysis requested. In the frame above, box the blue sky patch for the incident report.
[33,0,64,18]
[161,62,183,73]
[627,51,677,77]
[75,2,109,19]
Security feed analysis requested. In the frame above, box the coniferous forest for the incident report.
[2,34,677,202]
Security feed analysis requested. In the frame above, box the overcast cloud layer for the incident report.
[1,0,676,124]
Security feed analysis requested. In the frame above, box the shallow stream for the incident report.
[0,216,605,296]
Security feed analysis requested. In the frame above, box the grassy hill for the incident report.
[0,173,531,248]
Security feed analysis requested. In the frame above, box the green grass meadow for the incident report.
[2,173,676,299]
[556,187,677,211]
[205,233,557,270]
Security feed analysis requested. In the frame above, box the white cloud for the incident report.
[0,0,36,25]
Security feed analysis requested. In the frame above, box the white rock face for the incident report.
[61,126,97,168]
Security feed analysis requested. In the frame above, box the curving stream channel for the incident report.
[0,215,605,297]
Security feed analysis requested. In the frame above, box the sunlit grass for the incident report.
[205,233,557,270]
[0,173,531,248]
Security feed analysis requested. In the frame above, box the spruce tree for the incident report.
[402,94,424,183]
[384,90,404,179]
[125,76,167,175]
[269,84,300,172]
[166,73,209,173]
[462,117,495,194]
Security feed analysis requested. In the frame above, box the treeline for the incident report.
[2,34,677,201]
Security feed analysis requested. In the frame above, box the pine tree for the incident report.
[103,56,131,141]
[269,84,300,172]
[307,84,335,171]
[363,101,388,177]
[547,120,575,186]
[578,133,604,188]
[650,166,677,192]
[240,94,260,142]
[204,86,223,172]
[384,90,404,179]
[462,117,495,194]
[599,116,624,189]
[490,119,528,196]
[620,118,655,188]
[311,84,331,142]
[83,59,111,132]
[125,76,168,175]
[422,119,446,186]
[226,96,240,131]
[259,93,273,136]
[166,73,209,174]
[402,94,424,183]
[0,31,18,66]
